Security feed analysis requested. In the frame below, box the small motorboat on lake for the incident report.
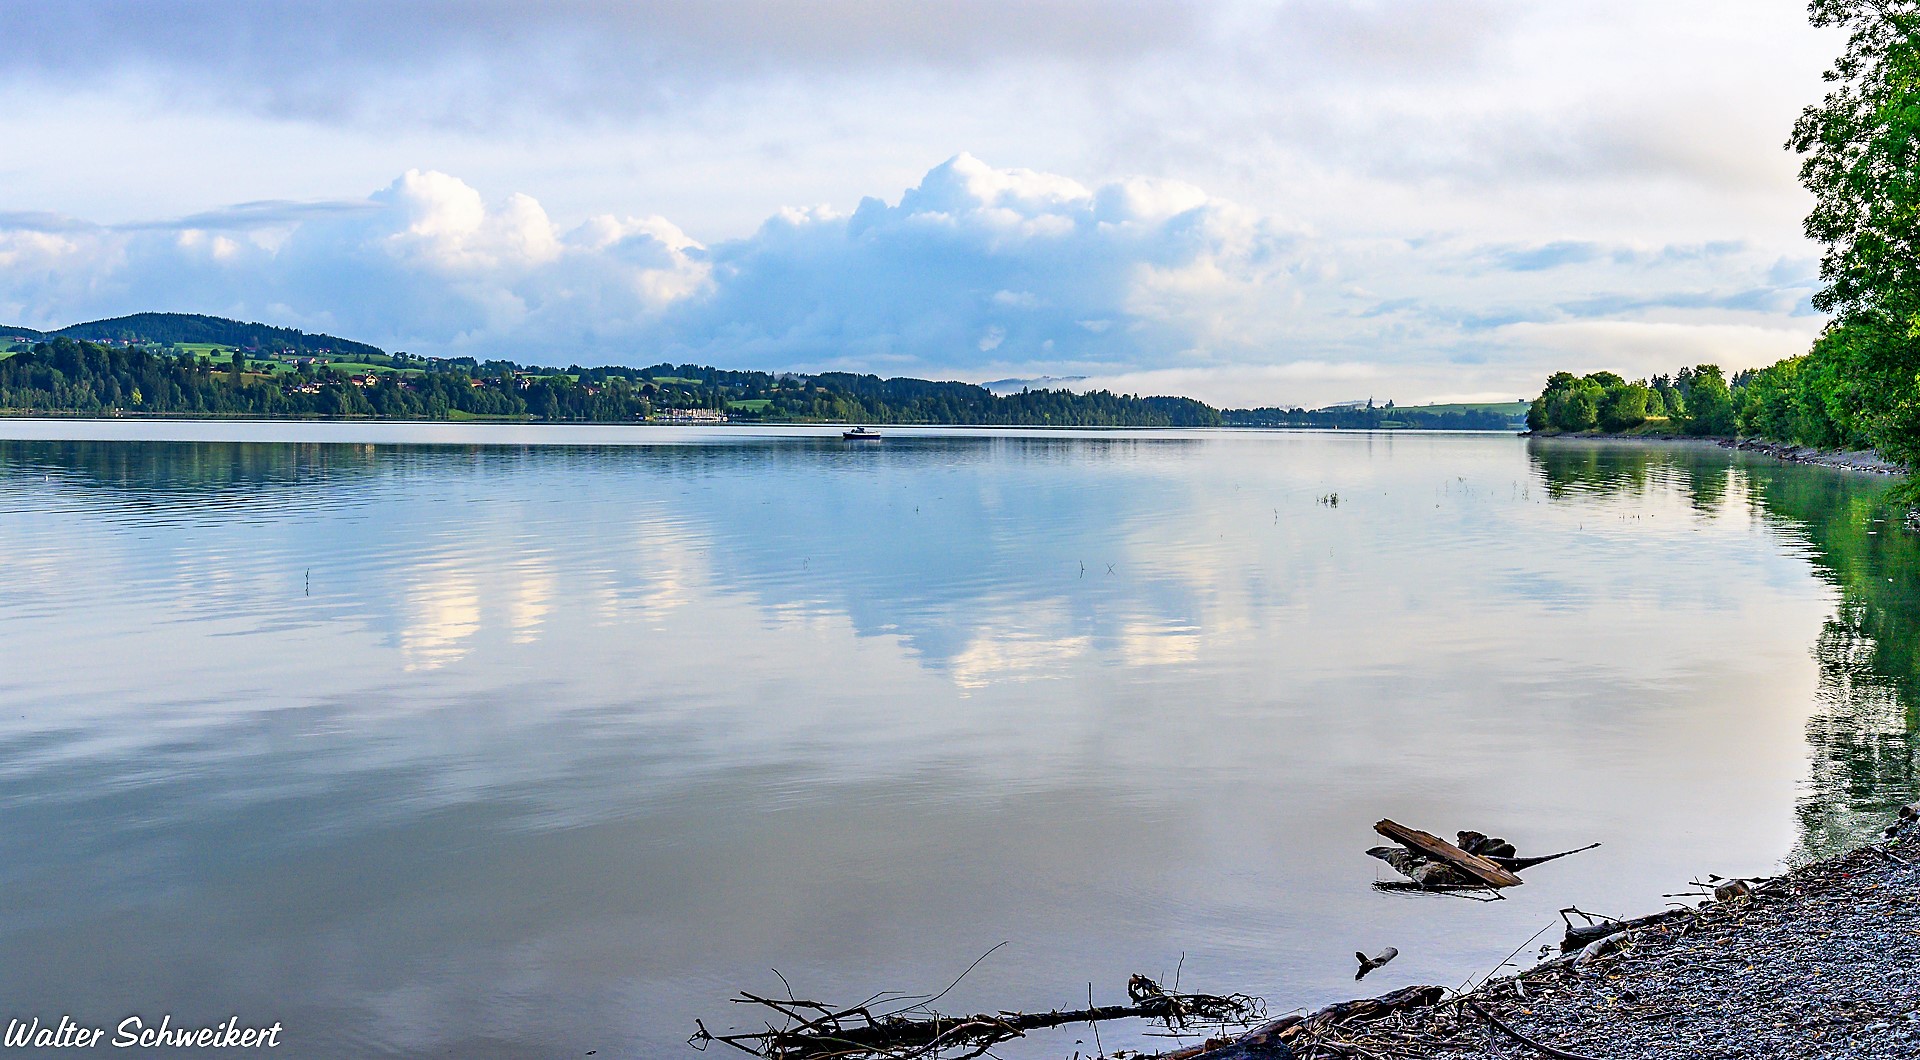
[842,427,882,441]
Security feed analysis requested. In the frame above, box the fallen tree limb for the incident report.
[691,974,1262,1060]
[1558,906,1690,952]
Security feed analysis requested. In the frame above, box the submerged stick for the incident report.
[1490,842,1603,872]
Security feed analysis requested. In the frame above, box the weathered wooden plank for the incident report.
[1375,819,1524,888]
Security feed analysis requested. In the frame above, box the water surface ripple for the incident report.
[0,424,1913,1058]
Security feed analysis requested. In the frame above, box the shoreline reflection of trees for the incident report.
[0,434,1212,499]
[0,440,383,499]
[1529,440,1917,859]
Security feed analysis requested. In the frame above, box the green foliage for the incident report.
[1525,399,1547,432]
[1736,356,1805,440]
[1680,365,1736,436]
[1528,372,1648,433]
[1785,0,1920,465]
[1562,382,1603,431]
[1600,382,1654,432]
[1791,1,1920,324]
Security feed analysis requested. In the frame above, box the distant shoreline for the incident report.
[0,411,1521,434]
[0,416,1905,476]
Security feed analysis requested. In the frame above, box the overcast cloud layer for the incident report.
[0,1,1840,405]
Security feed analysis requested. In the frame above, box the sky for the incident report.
[0,0,1841,407]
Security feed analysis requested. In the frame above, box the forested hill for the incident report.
[49,313,386,360]
[0,313,1518,429]
[0,335,1220,426]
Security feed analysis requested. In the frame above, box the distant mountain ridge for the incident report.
[981,375,1088,396]
[36,313,386,360]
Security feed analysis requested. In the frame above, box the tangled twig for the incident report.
[690,968,1264,1060]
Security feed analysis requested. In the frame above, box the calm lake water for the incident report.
[0,422,1913,1058]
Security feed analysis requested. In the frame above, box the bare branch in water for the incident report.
[690,970,1264,1060]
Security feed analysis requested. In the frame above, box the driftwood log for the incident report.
[1374,820,1524,888]
[1370,821,1599,891]
[1558,906,1691,951]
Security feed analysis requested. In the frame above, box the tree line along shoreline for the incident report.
[0,336,1225,428]
[0,329,1533,431]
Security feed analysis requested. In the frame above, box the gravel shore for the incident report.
[1721,438,1908,476]
[1180,814,1920,1059]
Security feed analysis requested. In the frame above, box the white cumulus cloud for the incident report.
[0,155,1310,374]
[0,154,1827,406]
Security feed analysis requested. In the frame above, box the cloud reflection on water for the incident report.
[0,430,1912,1058]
